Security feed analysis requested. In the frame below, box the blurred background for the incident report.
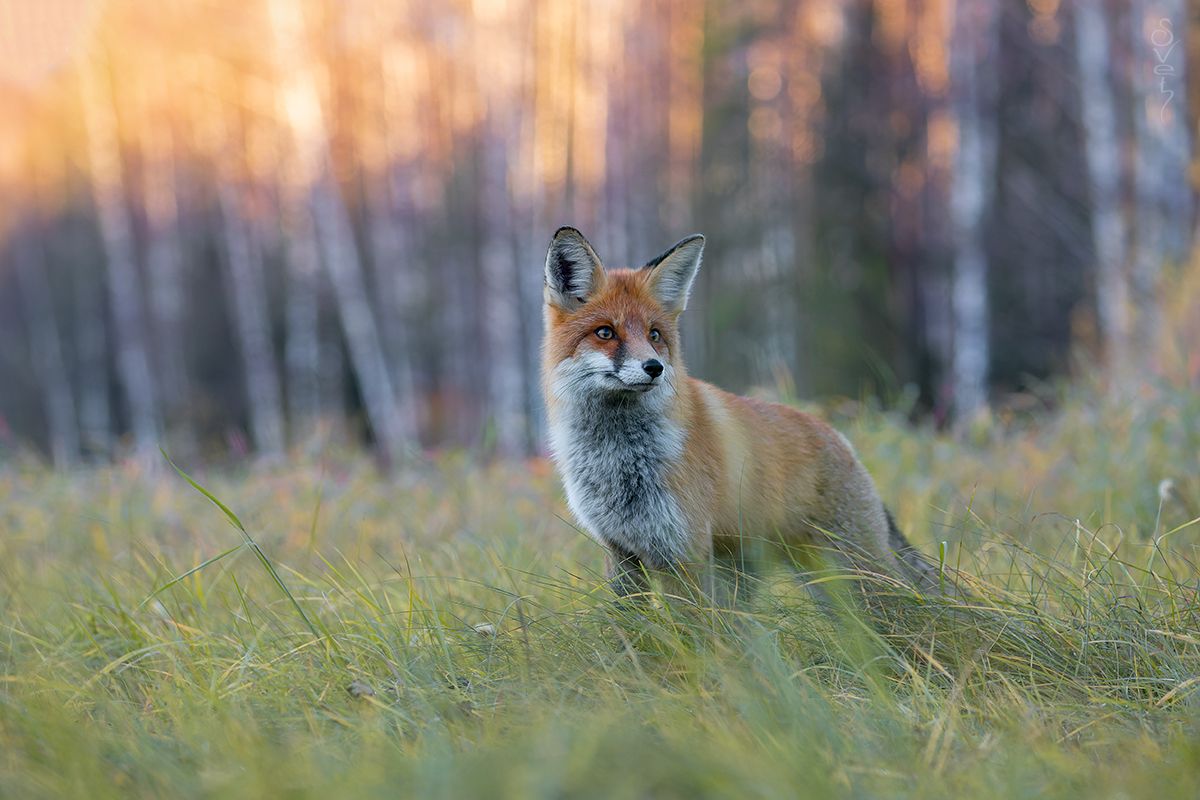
[0,0,1195,466]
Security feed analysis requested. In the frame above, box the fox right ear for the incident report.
[642,234,704,314]
[544,227,604,311]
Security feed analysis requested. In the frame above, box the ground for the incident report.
[2,375,1200,798]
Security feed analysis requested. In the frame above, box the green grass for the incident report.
[2,376,1200,798]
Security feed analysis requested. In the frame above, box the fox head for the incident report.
[542,226,704,405]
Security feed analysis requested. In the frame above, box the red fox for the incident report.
[541,226,936,604]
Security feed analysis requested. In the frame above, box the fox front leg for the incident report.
[605,545,652,600]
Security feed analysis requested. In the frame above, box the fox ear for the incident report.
[544,226,604,311]
[643,234,704,314]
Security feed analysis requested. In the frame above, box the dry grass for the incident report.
[2,357,1199,798]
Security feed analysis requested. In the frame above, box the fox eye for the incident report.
[649,328,661,342]
[595,326,615,340]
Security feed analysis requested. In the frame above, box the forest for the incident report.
[4,3,1200,798]
[1,0,1194,466]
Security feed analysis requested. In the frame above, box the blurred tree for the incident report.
[987,3,1091,394]
[357,40,422,448]
[1075,0,1132,389]
[1129,0,1193,371]
[137,86,194,453]
[0,0,1195,462]
[948,0,999,419]
[267,0,408,463]
[78,50,162,463]
[14,219,78,467]
[215,129,286,456]
[68,194,114,460]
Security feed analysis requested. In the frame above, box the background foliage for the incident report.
[0,0,1195,464]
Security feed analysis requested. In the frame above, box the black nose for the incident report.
[643,359,664,378]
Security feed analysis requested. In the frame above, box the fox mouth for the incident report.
[605,374,657,393]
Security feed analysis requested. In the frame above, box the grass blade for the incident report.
[138,543,245,608]
[161,449,327,646]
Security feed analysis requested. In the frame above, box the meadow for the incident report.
[3,364,1200,798]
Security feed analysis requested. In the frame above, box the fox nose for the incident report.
[642,359,664,379]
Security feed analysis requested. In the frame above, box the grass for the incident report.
[2,370,1200,798]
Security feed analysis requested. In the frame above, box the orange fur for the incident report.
[542,238,927,599]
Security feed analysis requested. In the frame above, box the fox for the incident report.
[541,226,937,606]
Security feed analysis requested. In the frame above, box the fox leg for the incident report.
[605,545,652,600]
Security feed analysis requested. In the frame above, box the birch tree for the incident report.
[266,0,406,463]
[78,52,162,461]
[361,179,420,447]
[139,101,194,449]
[947,0,999,419]
[357,21,424,448]
[217,177,286,456]
[1075,0,1132,388]
[1128,1,1192,366]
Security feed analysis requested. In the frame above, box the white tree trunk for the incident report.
[1075,0,1132,387]
[217,182,286,455]
[267,0,406,462]
[362,40,425,447]
[948,0,1000,419]
[14,230,79,467]
[139,113,194,449]
[363,182,421,447]
[309,177,407,459]
[78,55,161,462]
[1128,0,1192,364]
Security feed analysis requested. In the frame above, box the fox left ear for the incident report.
[643,234,704,314]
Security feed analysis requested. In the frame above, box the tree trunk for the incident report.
[72,231,111,460]
[361,38,426,447]
[14,228,79,467]
[1128,1,1193,366]
[280,194,323,441]
[217,181,286,455]
[1075,0,1132,388]
[473,9,530,458]
[309,176,406,460]
[478,134,528,457]
[139,109,194,450]
[78,54,161,462]
[266,0,406,462]
[362,173,421,447]
[948,0,1000,420]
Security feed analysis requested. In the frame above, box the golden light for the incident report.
[0,0,95,90]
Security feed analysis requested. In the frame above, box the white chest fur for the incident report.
[549,396,690,567]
